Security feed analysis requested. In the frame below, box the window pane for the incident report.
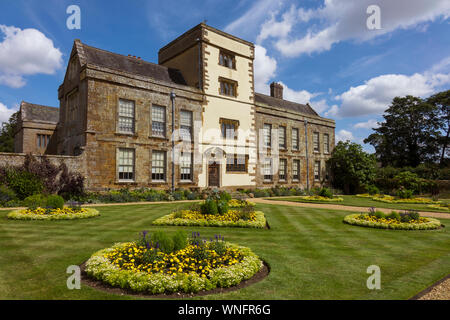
[118,149,135,181]
[292,128,299,150]
[118,99,135,133]
[180,152,192,180]
[152,106,166,137]
[263,124,271,147]
[152,151,166,181]
[279,127,286,149]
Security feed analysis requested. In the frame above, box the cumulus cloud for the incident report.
[354,119,379,129]
[0,25,63,88]
[332,68,450,117]
[0,102,18,124]
[254,45,277,94]
[260,0,450,57]
[336,129,354,142]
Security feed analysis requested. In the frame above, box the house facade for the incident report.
[13,23,335,191]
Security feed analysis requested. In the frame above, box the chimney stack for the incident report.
[270,82,283,99]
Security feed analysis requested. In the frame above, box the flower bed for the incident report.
[153,210,266,228]
[343,213,442,230]
[297,195,344,202]
[356,194,440,204]
[427,204,450,211]
[84,232,263,294]
[7,207,100,220]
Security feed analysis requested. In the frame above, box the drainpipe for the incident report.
[170,91,176,193]
[304,119,310,191]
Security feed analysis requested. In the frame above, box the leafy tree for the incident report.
[327,141,377,194]
[427,90,449,166]
[0,111,19,153]
[364,96,442,167]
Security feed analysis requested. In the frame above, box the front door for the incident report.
[208,162,220,187]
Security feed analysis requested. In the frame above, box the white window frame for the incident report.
[180,152,193,182]
[293,159,300,181]
[118,99,135,134]
[292,128,299,150]
[151,105,166,138]
[118,148,135,182]
[152,150,166,182]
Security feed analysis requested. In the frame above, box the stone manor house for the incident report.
[10,23,335,191]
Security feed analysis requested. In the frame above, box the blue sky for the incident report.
[0,0,449,152]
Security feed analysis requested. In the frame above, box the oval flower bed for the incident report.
[153,199,266,228]
[85,231,263,294]
[343,209,442,230]
[297,195,344,202]
[357,194,440,204]
[7,207,100,220]
[427,203,449,211]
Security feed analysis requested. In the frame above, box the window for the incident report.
[324,133,330,154]
[152,151,166,181]
[314,161,321,181]
[37,134,51,149]
[219,51,236,69]
[226,154,248,172]
[180,152,193,181]
[313,132,320,153]
[279,159,287,181]
[152,105,166,137]
[220,118,239,139]
[263,158,273,181]
[118,99,135,133]
[292,128,299,150]
[180,110,193,141]
[279,126,286,149]
[293,160,300,181]
[118,148,135,181]
[219,78,237,97]
[263,124,272,147]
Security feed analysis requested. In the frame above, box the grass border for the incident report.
[152,211,267,229]
[6,208,100,220]
[84,242,263,294]
[343,213,442,230]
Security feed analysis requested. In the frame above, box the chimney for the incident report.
[270,82,283,99]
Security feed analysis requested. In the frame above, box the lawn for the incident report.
[269,195,450,213]
[0,202,449,300]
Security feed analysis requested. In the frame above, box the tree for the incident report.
[364,95,442,167]
[427,90,449,166]
[0,111,19,153]
[327,141,377,194]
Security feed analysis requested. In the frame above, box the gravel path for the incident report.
[417,277,450,300]
[251,198,450,219]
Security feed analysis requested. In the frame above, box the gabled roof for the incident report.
[76,41,187,86]
[254,93,319,117]
[20,102,59,123]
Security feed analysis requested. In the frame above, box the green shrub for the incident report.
[374,211,385,219]
[366,185,380,195]
[24,194,48,209]
[387,211,401,221]
[7,170,43,200]
[219,191,232,202]
[396,188,413,199]
[318,187,333,199]
[201,199,218,215]
[217,200,229,215]
[172,230,188,252]
[0,185,17,203]
[46,195,65,209]
[151,231,174,254]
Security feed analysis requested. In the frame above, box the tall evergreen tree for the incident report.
[427,90,449,166]
[0,112,19,153]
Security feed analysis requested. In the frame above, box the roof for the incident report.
[254,93,319,117]
[20,102,59,123]
[79,42,187,85]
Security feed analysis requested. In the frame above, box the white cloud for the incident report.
[336,129,354,142]
[262,0,450,57]
[354,119,379,129]
[0,102,18,124]
[332,69,450,117]
[0,25,63,88]
[254,45,277,94]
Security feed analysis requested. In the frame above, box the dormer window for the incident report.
[219,51,236,69]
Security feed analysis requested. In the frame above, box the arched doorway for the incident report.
[204,147,225,188]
